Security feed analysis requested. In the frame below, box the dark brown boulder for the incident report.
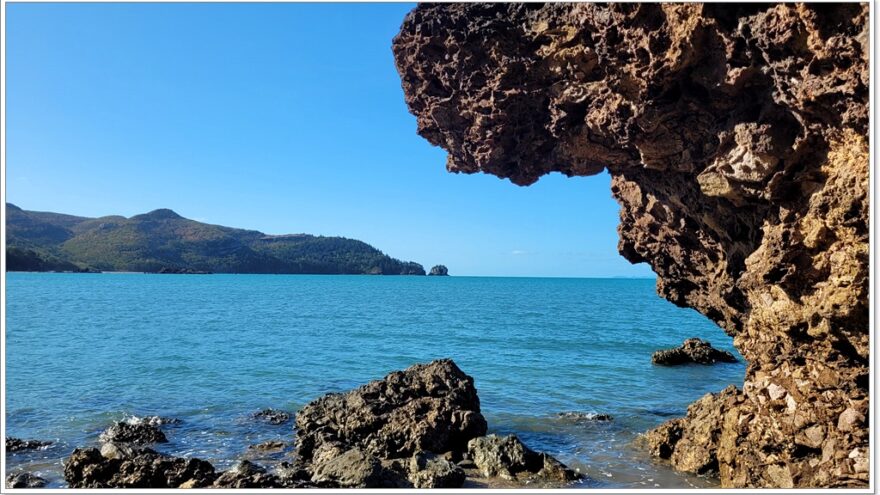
[651,338,738,365]
[294,359,487,468]
[6,437,52,452]
[63,447,216,488]
[100,421,168,445]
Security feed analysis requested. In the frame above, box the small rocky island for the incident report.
[428,264,449,276]
[55,360,581,489]
[652,338,738,366]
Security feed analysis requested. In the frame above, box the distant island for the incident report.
[428,265,449,276]
[5,203,428,275]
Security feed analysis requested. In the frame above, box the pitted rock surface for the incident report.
[294,359,488,467]
[393,3,868,487]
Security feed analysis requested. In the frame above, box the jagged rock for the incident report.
[213,460,281,488]
[6,471,47,488]
[651,338,738,365]
[428,265,449,276]
[467,434,580,484]
[252,408,291,425]
[6,437,52,452]
[644,386,741,475]
[63,447,216,488]
[309,447,401,488]
[294,360,580,488]
[294,359,487,467]
[274,462,313,487]
[393,3,868,488]
[407,451,465,488]
[100,421,167,444]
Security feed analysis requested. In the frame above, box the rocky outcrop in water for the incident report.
[6,437,53,452]
[60,360,577,489]
[100,421,168,445]
[429,265,449,276]
[253,408,291,425]
[293,359,487,487]
[6,471,48,488]
[556,412,613,423]
[126,415,181,426]
[393,4,868,488]
[652,338,738,365]
[64,447,217,488]
[293,359,579,488]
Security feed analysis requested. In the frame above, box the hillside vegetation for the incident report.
[5,203,425,275]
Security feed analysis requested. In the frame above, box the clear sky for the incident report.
[6,3,653,278]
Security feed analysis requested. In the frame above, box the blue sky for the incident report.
[6,3,653,278]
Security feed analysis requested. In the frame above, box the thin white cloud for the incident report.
[510,250,531,256]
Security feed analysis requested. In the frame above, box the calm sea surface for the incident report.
[5,273,745,488]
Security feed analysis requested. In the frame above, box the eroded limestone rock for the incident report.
[393,3,868,488]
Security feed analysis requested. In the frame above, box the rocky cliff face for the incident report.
[393,3,868,488]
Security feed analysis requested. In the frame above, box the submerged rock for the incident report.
[6,471,47,488]
[247,440,286,452]
[556,412,613,423]
[64,447,216,488]
[5,437,53,452]
[252,408,291,425]
[651,338,738,365]
[100,421,168,445]
[126,415,181,426]
[467,434,580,484]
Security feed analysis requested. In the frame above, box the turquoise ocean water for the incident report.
[5,273,745,488]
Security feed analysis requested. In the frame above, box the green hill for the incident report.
[5,203,425,275]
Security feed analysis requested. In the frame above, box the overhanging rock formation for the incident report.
[392,3,868,488]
